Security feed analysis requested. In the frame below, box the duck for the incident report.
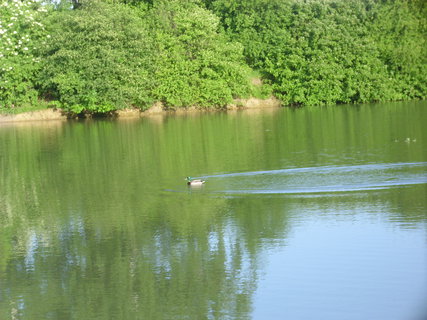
[186,176,205,186]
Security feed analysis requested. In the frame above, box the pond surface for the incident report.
[0,101,426,320]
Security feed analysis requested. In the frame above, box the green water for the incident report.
[1,101,426,320]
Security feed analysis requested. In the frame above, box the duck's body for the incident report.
[186,177,205,186]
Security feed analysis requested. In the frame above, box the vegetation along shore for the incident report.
[1,0,426,119]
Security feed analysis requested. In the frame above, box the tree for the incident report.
[209,0,427,105]
[148,0,252,107]
[0,0,49,108]
[39,1,156,112]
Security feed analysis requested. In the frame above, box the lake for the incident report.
[0,101,426,320]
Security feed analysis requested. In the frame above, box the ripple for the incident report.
[197,162,427,196]
[202,162,426,178]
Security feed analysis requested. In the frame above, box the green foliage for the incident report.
[0,0,49,109]
[148,0,252,108]
[1,0,426,112]
[210,0,427,105]
[36,0,252,112]
[39,0,156,112]
[368,0,427,100]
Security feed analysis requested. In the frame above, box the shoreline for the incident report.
[0,97,281,124]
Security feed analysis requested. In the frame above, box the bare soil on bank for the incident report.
[0,97,281,123]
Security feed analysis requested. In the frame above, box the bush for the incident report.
[38,0,253,111]
[148,0,252,108]
[0,0,49,109]
[39,0,156,112]
[4,0,424,111]
[209,0,427,105]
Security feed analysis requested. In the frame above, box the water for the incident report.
[0,101,426,319]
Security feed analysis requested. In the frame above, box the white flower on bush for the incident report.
[0,0,49,108]
[0,0,49,62]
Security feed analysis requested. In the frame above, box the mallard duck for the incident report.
[186,176,205,186]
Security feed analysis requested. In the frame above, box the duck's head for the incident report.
[185,176,192,182]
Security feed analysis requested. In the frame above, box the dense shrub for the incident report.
[0,0,49,109]
[368,0,427,100]
[208,0,427,105]
[1,0,426,111]
[148,0,252,108]
[39,0,156,112]
[37,0,252,111]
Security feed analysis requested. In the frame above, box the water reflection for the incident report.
[1,101,426,319]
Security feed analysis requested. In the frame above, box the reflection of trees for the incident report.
[1,210,250,318]
[1,101,426,318]
[0,182,290,319]
[0,119,291,319]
